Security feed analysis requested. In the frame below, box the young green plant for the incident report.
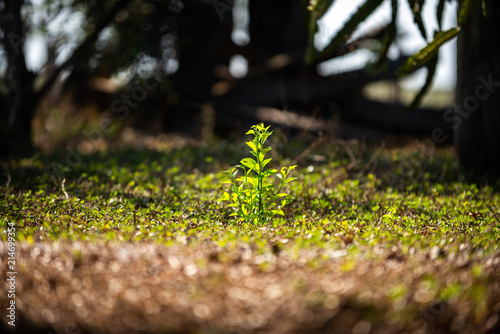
[221,123,296,224]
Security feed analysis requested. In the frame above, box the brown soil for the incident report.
[1,241,500,334]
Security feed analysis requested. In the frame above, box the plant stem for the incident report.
[257,137,263,222]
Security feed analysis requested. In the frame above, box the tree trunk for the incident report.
[456,0,500,176]
[165,1,233,134]
[0,0,36,156]
[0,0,133,156]
[248,0,308,65]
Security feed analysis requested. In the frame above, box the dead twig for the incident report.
[62,177,69,200]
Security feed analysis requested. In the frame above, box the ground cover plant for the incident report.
[1,129,500,334]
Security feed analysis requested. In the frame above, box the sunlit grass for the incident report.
[1,136,498,248]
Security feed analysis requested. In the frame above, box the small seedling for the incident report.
[220,123,296,224]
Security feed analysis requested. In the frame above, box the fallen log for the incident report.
[214,102,383,140]
[338,97,452,137]
[213,98,452,141]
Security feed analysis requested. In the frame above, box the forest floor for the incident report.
[1,132,500,333]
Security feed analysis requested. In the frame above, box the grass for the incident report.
[1,133,499,333]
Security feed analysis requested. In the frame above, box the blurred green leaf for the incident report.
[482,0,491,18]
[313,0,385,64]
[396,27,460,76]
[459,0,474,25]
[409,52,439,109]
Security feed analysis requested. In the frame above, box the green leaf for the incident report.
[257,152,266,164]
[231,169,239,178]
[246,141,257,152]
[458,0,474,25]
[247,177,258,187]
[260,135,271,146]
[240,158,257,170]
[264,169,278,177]
[396,27,460,76]
[409,52,438,109]
[314,0,385,64]
[253,123,270,135]
[262,158,272,168]
[482,0,491,18]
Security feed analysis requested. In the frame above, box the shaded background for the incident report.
[1,0,498,175]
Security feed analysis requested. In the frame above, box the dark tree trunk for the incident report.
[247,0,308,65]
[456,0,500,176]
[167,1,233,134]
[0,0,36,156]
[243,0,312,112]
[0,0,133,156]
